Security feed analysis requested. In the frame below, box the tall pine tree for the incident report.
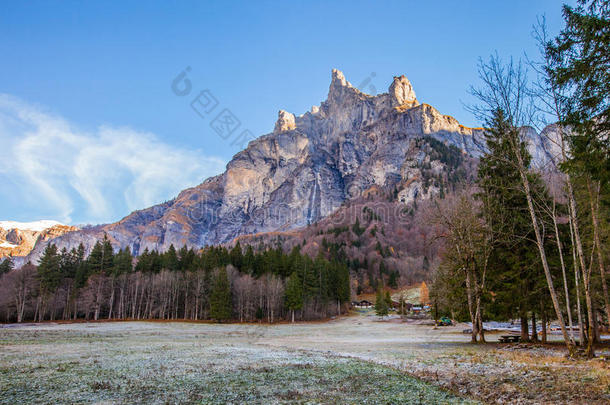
[477,109,549,340]
[210,267,232,321]
[285,271,303,322]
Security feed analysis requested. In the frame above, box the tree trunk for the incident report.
[541,304,547,344]
[477,304,485,343]
[593,307,601,344]
[566,175,594,357]
[107,277,115,319]
[531,312,538,342]
[34,296,40,322]
[473,262,485,343]
[15,283,26,323]
[184,286,189,320]
[520,315,529,342]
[132,276,139,319]
[94,277,103,321]
[583,252,596,357]
[465,267,477,343]
[557,131,591,353]
[569,208,586,346]
[588,180,610,331]
[119,283,125,319]
[552,201,574,342]
[73,297,78,320]
[63,284,71,320]
[515,153,572,353]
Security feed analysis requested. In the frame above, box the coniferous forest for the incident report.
[0,239,350,323]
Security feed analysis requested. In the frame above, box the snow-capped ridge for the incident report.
[0,220,64,232]
[0,220,78,260]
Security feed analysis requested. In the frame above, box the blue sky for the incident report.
[0,0,572,225]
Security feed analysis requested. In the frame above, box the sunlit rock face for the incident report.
[274,110,296,133]
[389,75,418,107]
[0,221,78,258]
[29,69,550,259]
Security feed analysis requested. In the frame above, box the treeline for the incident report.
[0,240,350,324]
[430,0,609,358]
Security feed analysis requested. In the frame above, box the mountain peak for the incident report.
[389,75,418,107]
[27,70,488,260]
[274,110,296,133]
[330,68,352,88]
[327,69,360,109]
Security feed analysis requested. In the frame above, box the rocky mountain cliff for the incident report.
[27,69,553,261]
[0,221,78,258]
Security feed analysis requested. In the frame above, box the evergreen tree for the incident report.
[102,236,114,272]
[178,245,195,271]
[375,241,383,256]
[88,235,114,275]
[388,270,398,289]
[300,254,318,300]
[74,243,90,289]
[59,247,77,280]
[379,260,386,278]
[548,0,610,183]
[134,248,162,273]
[423,256,430,272]
[255,306,264,322]
[229,242,243,270]
[114,247,133,275]
[337,263,351,305]
[135,247,150,273]
[243,245,255,273]
[285,271,303,322]
[313,253,327,301]
[88,241,103,272]
[37,244,62,295]
[163,244,179,271]
[0,256,14,275]
[375,288,389,318]
[476,108,548,333]
[210,267,232,321]
[384,290,393,308]
[352,218,365,236]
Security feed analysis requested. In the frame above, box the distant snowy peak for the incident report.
[0,220,64,232]
[0,220,78,259]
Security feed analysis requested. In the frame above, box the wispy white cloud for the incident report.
[0,94,226,224]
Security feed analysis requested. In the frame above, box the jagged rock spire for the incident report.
[274,110,296,132]
[389,75,418,107]
[327,69,358,108]
[330,68,353,88]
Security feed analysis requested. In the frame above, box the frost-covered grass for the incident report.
[2,316,608,404]
[0,321,474,404]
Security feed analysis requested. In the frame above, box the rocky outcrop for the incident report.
[274,110,296,132]
[0,221,78,258]
[389,75,418,107]
[27,69,542,260]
